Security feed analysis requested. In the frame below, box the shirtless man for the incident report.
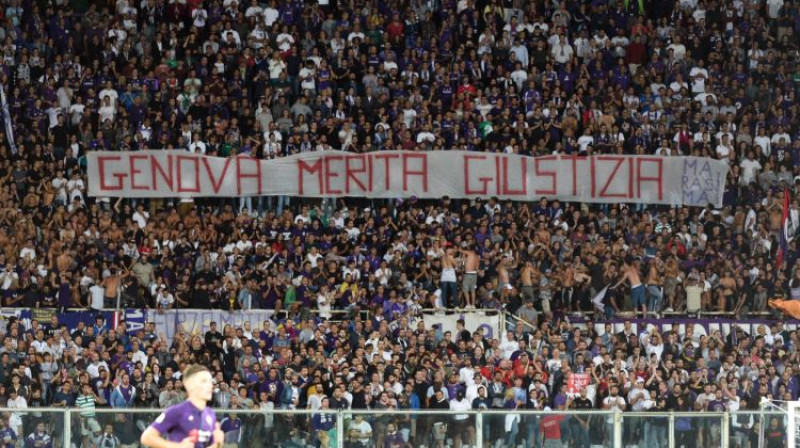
[535,223,551,246]
[108,222,124,243]
[98,211,113,231]
[101,268,131,309]
[718,271,737,313]
[520,260,538,305]
[646,257,664,317]
[612,257,646,318]
[440,245,458,309]
[183,208,201,228]
[460,247,480,308]
[664,256,680,311]
[56,249,73,273]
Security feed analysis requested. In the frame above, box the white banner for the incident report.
[87,151,729,207]
[417,311,502,340]
[0,84,16,154]
[152,309,276,344]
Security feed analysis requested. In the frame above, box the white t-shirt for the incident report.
[132,211,149,229]
[716,144,732,160]
[90,285,105,310]
[316,294,332,320]
[86,361,110,379]
[667,43,686,60]
[263,8,280,26]
[276,33,295,52]
[99,88,118,105]
[627,387,650,411]
[98,104,115,123]
[669,81,688,94]
[577,135,594,153]
[32,339,49,354]
[1,271,18,290]
[299,67,316,90]
[244,5,263,18]
[19,247,35,260]
[69,103,85,125]
[603,395,626,422]
[754,135,772,156]
[189,141,207,154]
[157,292,175,308]
[67,178,85,203]
[192,9,208,27]
[689,67,708,93]
[766,0,784,18]
[449,398,471,420]
[740,158,762,184]
[500,339,519,359]
[349,420,372,444]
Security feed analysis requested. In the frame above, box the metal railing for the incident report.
[271,308,372,322]
[0,407,786,448]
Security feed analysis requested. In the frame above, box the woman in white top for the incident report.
[98,96,115,124]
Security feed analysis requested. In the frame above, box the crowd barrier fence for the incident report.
[0,407,786,448]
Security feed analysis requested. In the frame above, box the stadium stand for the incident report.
[0,0,798,446]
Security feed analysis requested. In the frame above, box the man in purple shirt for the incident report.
[141,365,224,448]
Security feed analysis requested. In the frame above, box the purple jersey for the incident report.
[150,401,217,448]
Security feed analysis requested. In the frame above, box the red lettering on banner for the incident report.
[374,153,400,190]
[464,155,491,195]
[298,159,324,195]
[495,157,501,194]
[236,156,263,195]
[345,155,369,194]
[323,155,343,195]
[502,157,527,196]
[534,156,557,196]
[151,155,174,191]
[629,157,634,198]
[597,156,629,199]
[176,155,201,193]
[98,156,125,191]
[637,157,664,200]
[559,155,580,196]
[129,154,150,190]
[402,154,428,192]
[87,151,691,204]
[367,156,374,192]
[202,157,232,193]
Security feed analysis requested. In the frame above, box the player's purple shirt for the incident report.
[149,401,217,448]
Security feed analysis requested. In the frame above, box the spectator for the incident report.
[24,422,51,448]
[0,416,16,448]
[347,414,372,448]
[220,413,242,448]
[92,424,120,448]
[109,374,135,409]
[0,0,798,446]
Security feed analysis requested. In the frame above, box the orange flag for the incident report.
[769,299,800,319]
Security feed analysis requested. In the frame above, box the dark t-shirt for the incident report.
[53,390,76,407]
[573,397,593,409]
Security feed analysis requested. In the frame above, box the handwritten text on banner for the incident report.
[87,151,729,207]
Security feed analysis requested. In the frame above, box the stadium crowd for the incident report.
[0,0,798,446]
